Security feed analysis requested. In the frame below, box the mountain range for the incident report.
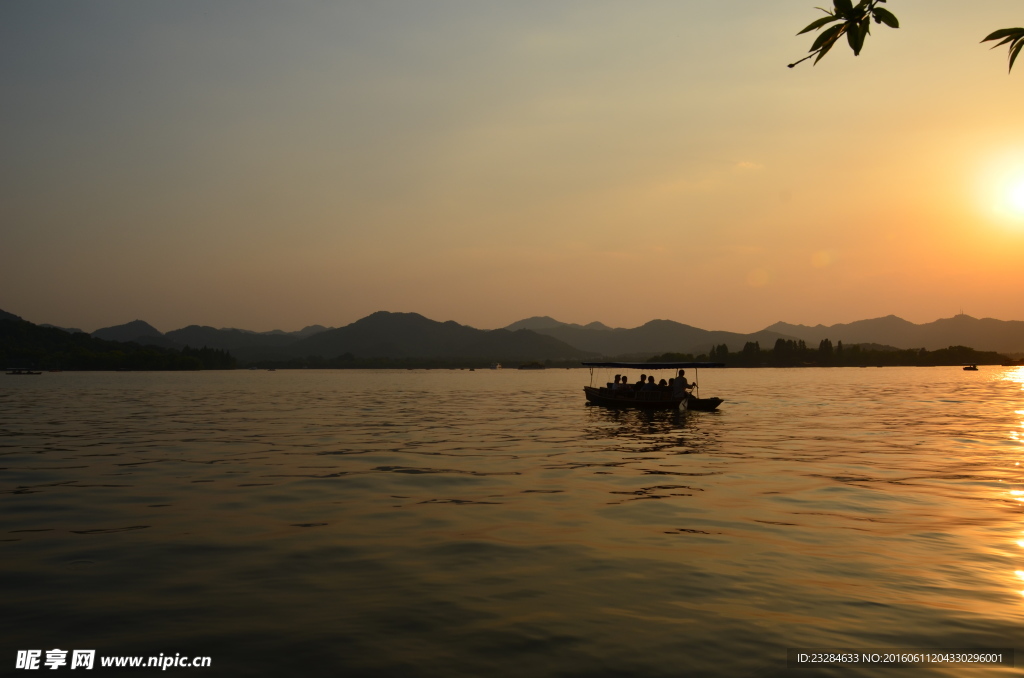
[75,312,597,363]
[511,317,796,358]
[7,309,1024,364]
[766,314,1024,354]
[513,314,1024,355]
[75,312,801,362]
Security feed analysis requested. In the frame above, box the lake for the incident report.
[2,367,1023,676]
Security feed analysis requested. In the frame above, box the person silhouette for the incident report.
[672,369,695,398]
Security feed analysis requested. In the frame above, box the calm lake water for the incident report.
[3,367,1024,676]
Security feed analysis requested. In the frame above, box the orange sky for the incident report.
[2,1,1023,333]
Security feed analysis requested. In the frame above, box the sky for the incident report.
[2,0,1023,333]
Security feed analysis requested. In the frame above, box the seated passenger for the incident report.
[641,375,657,391]
[658,378,668,389]
[634,374,648,390]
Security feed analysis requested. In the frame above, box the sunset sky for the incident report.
[3,1,1023,333]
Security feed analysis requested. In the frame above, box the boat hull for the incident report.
[583,387,722,411]
[686,396,724,411]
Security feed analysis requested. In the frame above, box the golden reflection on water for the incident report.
[1002,368,1024,601]
[1001,366,1024,385]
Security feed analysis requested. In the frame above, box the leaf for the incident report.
[814,29,844,63]
[978,27,1024,73]
[798,14,841,35]
[846,21,864,55]
[871,7,899,29]
[982,27,1024,43]
[814,41,836,64]
[1010,38,1024,72]
[847,18,870,55]
[811,23,845,52]
[989,35,1019,48]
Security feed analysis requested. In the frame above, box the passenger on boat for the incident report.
[658,378,668,388]
[672,369,695,398]
[634,374,648,390]
[608,374,622,389]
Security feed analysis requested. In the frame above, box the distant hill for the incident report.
[765,314,1024,353]
[507,318,795,357]
[88,320,333,357]
[218,324,333,338]
[1,315,233,370]
[504,316,615,332]
[164,325,300,361]
[40,323,86,334]
[290,311,593,361]
[91,320,171,347]
[292,324,333,339]
[0,309,23,323]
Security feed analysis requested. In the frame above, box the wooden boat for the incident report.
[581,361,724,411]
[6,368,42,375]
[963,364,978,371]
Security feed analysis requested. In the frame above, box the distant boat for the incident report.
[581,361,724,411]
[490,363,502,370]
[6,368,42,375]
[963,365,978,371]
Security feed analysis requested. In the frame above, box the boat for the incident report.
[581,361,724,411]
[6,368,42,375]
[963,364,978,371]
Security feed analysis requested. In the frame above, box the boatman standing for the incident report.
[673,369,695,399]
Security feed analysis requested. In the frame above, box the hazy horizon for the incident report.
[3,1,1023,334]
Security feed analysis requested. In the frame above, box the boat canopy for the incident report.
[581,361,725,369]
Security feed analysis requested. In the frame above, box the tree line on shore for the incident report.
[650,339,1008,368]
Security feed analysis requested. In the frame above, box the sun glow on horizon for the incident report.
[981,154,1024,225]
[968,142,1024,229]
[1009,179,1024,216]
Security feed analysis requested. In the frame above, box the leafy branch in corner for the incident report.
[982,27,1024,73]
[791,1,1023,73]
